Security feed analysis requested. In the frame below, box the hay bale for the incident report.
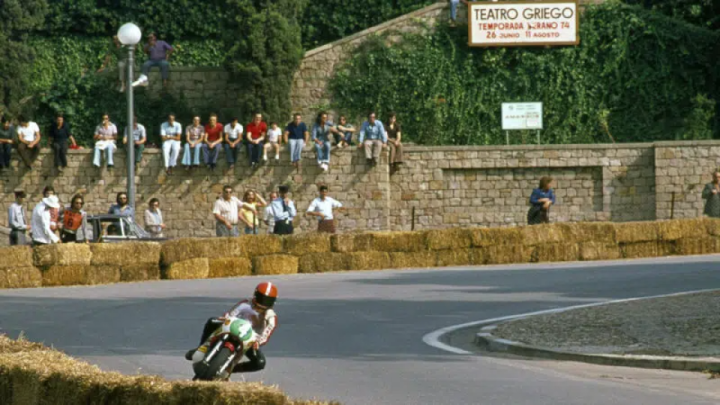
[578,242,621,261]
[252,255,298,275]
[33,244,92,267]
[674,238,718,256]
[389,252,437,269]
[237,234,284,258]
[532,243,580,263]
[298,253,350,273]
[165,258,209,280]
[521,223,576,246]
[614,222,659,243]
[572,222,616,245]
[209,258,252,278]
[426,228,473,251]
[658,219,707,241]
[346,252,392,271]
[436,249,484,267]
[91,242,162,266]
[368,231,427,252]
[485,245,531,264]
[120,264,161,282]
[620,242,660,259]
[704,218,720,236]
[0,267,42,289]
[41,265,88,286]
[283,233,331,256]
[0,246,34,269]
[85,266,121,285]
[471,227,524,247]
[160,238,215,265]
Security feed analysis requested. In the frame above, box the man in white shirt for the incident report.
[93,113,118,169]
[15,115,41,170]
[269,185,297,235]
[306,185,344,233]
[31,195,61,246]
[223,117,244,169]
[213,185,256,237]
[160,113,182,174]
[8,190,29,245]
[263,191,278,234]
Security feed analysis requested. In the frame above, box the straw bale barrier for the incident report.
[253,255,299,275]
[485,245,532,264]
[284,233,331,256]
[704,218,720,236]
[674,237,720,256]
[91,242,161,266]
[41,265,121,287]
[0,247,34,269]
[160,238,215,265]
[532,243,580,263]
[33,244,92,267]
[165,258,209,280]
[614,221,659,243]
[657,218,707,241]
[346,252,392,271]
[425,228,473,251]
[298,253,350,273]
[578,242,621,261]
[120,263,161,282]
[389,252,437,269]
[209,258,252,278]
[471,227,524,247]
[367,231,428,252]
[0,267,42,289]
[435,249,483,267]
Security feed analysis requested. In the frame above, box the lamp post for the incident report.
[117,23,142,213]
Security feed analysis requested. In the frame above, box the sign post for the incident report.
[501,102,543,145]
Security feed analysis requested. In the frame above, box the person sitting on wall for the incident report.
[357,111,386,167]
[92,113,118,171]
[528,176,556,225]
[334,115,355,148]
[183,115,205,170]
[132,32,174,89]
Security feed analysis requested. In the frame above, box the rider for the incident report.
[186,281,278,373]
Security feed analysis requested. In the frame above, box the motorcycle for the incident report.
[190,316,257,381]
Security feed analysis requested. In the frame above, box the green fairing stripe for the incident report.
[230,320,253,342]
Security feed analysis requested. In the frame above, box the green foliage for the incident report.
[682,94,716,140]
[330,3,720,145]
[624,0,720,30]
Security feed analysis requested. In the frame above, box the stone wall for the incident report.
[143,66,241,113]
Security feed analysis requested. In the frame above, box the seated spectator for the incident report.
[283,113,309,170]
[385,112,404,170]
[15,115,42,170]
[160,113,182,175]
[358,111,386,166]
[224,117,244,169]
[263,122,282,162]
[183,115,204,169]
[263,191,278,234]
[60,194,89,243]
[144,198,165,237]
[528,176,556,225]
[48,113,77,173]
[109,192,135,220]
[449,0,468,26]
[123,117,146,171]
[203,113,223,171]
[133,32,173,88]
[312,111,340,172]
[246,113,267,169]
[240,190,267,234]
[0,117,13,171]
[93,113,118,170]
[334,115,355,148]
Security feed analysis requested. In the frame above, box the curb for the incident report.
[474,324,720,373]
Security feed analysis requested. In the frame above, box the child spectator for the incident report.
[264,122,282,162]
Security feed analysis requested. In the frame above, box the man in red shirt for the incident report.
[246,113,267,169]
[203,113,223,171]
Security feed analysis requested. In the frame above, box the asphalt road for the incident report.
[2,256,720,404]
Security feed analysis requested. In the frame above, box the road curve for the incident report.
[2,256,720,404]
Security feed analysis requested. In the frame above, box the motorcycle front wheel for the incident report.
[193,347,234,381]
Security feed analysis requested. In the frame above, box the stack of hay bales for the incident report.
[659,218,716,256]
[91,242,162,282]
[471,227,531,264]
[521,223,579,263]
[426,228,482,267]
[574,222,620,261]
[0,246,41,289]
[615,221,662,258]
[33,244,104,287]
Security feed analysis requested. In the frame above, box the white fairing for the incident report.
[191,316,258,374]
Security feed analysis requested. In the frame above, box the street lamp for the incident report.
[117,23,141,213]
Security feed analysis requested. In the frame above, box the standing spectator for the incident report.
[223,117,244,169]
[312,111,339,172]
[98,35,127,92]
[203,113,223,171]
[246,113,267,169]
[15,115,41,170]
[144,198,165,238]
[48,113,77,173]
[0,117,13,172]
[306,185,344,234]
[334,115,355,148]
[240,190,267,234]
[183,115,205,170]
[702,170,720,218]
[213,185,255,237]
[60,194,89,243]
[263,191,278,235]
[93,113,118,170]
[123,117,146,171]
[528,176,556,225]
[31,195,61,246]
[269,185,296,235]
[284,113,309,170]
[8,190,29,245]
[161,113,182,175]
[358,112,387,166]
[43,186,60,234]
[109,192,135,220]
[449,0,468,26]
[385,112,404,170]
[133,32,174,88]
[263,122,282,162]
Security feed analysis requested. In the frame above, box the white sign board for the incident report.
[502,102,543,130]
[469,1,579,47]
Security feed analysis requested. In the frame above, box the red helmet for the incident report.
[253,282,278,308]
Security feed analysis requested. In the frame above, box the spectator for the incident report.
[449,0,468,26]
[213,185,255,237]
[98,35,127,92]
[109,192,135,220]
[123,116,146,171]
[133,32,174,88]
[183,115,204,170]
[284,113,309,170]
[203,113,223,171]
[528,176,556,225]
[269,185,296,235]
[31,195,61,246]
[161,113,182,175]
[48,113,77,173]
[43,186,60,234]
[263,191,278,235]
[60,194,89,243]
[385,112,404,170]
[93,113,118,170]
[0,117,13,172]
[312,111,339,172]
[263,122,282,162]
[702,170,720,218]
[144,198,165,238]
[224,117,244,169]
[246,113,267,169]
[15,115,41,170]
[240,190,267,234]
[306,185,344,234]
[358,111,386,166]
[8,190,29,245]
[334,115,355,148]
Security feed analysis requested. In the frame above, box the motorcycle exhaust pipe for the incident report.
[203,334,227,364]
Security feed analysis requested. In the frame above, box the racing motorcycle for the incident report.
[190,316,257,381]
